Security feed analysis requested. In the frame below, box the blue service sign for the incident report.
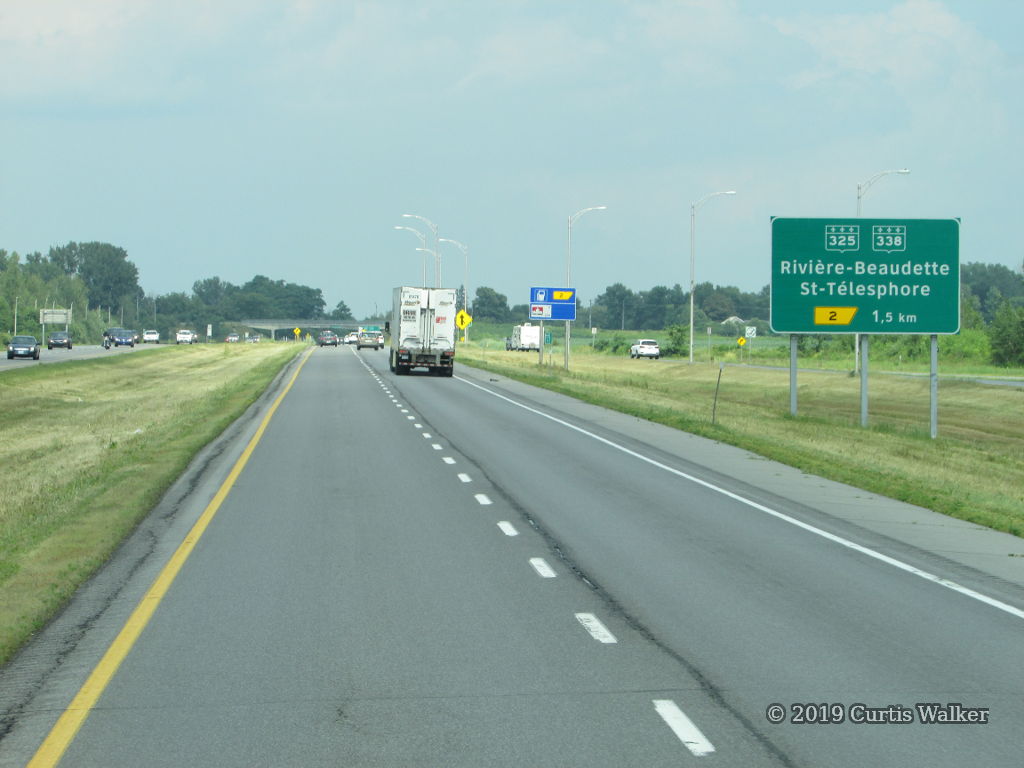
[530,287,576,304]
[530,302,577,321]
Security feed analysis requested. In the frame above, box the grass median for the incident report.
[0,343,303,665]
[458,344,1024,541]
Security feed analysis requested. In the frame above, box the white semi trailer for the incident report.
[389,287,458,376]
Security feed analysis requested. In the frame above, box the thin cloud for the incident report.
[773,0,1007,89]
[455,20,610,91]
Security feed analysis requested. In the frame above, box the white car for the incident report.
[629,339,660,359]
[142,329,160,344]
[175,329,197,344]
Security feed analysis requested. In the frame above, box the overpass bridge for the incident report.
[239,319,370,339]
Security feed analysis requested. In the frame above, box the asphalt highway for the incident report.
[2,346,1021,766]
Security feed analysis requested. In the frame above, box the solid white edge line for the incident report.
[529,557,557,578]
[653,700,716,757]
[574,612,617,643]
[498,521,519,536]
[455,376,1024,622]
[474,493,492,505]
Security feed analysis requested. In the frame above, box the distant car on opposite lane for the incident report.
[225,333,240,343]
[47,331,72,350]
[630,339,660,359]
[176,329,197,345]
[7,335,40,360]
[102,328,135,349]
[142,329,160,343]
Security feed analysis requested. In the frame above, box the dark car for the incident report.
[47,331,72,350]
[318,331,339,347]
[103,328,135,349]
[7,335,40,360]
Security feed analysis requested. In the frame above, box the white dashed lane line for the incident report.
[376,363,717,761]
[365,359,724,762]
[574,613,617,644]
[529,558,557,578]
[653,700,716,757]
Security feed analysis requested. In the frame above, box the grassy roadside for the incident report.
[0,343,303,665]
[457,343,1024,540]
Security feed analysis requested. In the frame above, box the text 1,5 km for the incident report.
[872,310,917,325]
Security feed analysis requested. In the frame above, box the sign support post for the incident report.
[790,335,798,417]
[860,334,870,428]
[930,335,939,439]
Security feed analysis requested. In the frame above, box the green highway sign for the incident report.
[770,218,960,335]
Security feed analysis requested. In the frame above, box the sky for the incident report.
[2,0,1022,320]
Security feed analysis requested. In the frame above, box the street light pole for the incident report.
[402,214,440,287]
[566,205,606,370]
[394,225,427,286]
[689,190,736,363]
[855,169,909,373]
[440,238,470,341]
[856,168,909,216]
[415,249,433,287]
[13,295,18,335]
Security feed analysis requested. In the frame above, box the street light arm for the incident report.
[856,169,909,215]
[570,205,607,227]
[394,225,426,245]
[858,168,910,195]
[692,190,737,212]
[401,213,437,236]
[439,237,467,254]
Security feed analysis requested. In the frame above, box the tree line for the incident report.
[466,261,1024,365]
[1,242,353,342]
[2,239,1023,364]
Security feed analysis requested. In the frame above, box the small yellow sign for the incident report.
[455,310,473,330]
[737,337,746,346]
[552,290,574,301]
[293,327,301,337]
[814,307,858,325]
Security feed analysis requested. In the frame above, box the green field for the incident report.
[0,344,302,664]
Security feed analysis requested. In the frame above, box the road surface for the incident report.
[2,346,1021,766]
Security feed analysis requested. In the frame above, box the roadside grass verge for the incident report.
[0,344,302,665]
[458,344,1024,540]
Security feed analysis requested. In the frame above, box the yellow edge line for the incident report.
[28,348,313,768]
